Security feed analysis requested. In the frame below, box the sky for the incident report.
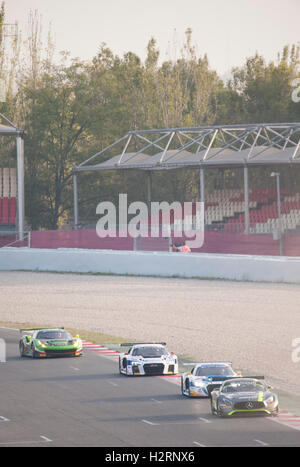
[4,0,300,77]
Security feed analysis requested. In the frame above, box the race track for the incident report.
[0,271,300,395]
[0,327,300,447]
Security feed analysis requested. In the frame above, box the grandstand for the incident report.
[0,114,25,239]
[1,121,300,257]
[0,167,17,228]
[205,188,300,235]
[68,123,300,256]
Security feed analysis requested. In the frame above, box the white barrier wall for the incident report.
[0,247,300,283]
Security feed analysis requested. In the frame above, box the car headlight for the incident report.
[265,395,275,404]
[192,380,206,388]
[36,340,47,348]
[219,399,233,408]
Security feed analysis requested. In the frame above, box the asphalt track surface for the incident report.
[1,328,300,447]
[1,271,300,395]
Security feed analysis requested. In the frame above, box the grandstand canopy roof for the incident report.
[74,123,300,173]
[0,113,24,136]
[0,124,22,136]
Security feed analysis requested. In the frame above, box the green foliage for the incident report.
[0,6,299,229]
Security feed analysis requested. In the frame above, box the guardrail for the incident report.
[0,247,299,283]
[0,231,31,248]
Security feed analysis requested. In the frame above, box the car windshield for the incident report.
[132,346,168,357]
[195,365,234,376]
[222,380,265,393]
[36,330,72,340]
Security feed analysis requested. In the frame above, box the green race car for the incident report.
[19,328,83,358]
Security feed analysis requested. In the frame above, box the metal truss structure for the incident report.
[72,123,300,231]
[75,123,300,172]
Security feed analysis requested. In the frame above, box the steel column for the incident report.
[200,167,205,203]
[16,134,25,240]
[276,174,283,256]
[244,166,250,234]
[199,167,205,226]
[147,171,152,209]
[73,172,79,229]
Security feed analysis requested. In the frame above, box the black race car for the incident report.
[210,377,279,417]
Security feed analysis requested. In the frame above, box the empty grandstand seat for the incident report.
[0,167,17,226]
[9,197,16,224]
[1,197,9,224]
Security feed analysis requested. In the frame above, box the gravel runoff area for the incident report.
[1,271,300,395]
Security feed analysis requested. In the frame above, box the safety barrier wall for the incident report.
[25,229,300,257]
[0,247,299,283]
[30,229,134,251]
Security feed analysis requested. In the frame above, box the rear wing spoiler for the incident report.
[120,342,167,347]
[234,375,265,380]
[20,327,65,333]
[208,375,265,387]
[211,375,265,383]
[183,362,232,366]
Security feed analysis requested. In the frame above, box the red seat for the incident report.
[9,198,16,225]
[1,198,8,224]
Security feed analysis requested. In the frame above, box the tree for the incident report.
[22,60,101,229]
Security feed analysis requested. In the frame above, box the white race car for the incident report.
[119,342,178,376]
[181,362,241,397]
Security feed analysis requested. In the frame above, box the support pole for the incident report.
[200,167,205,225]
[244,166,250,234]
[16,134,25,240]
[276,174,283,256]
[147,171,152,209]
[147,171,152,237]
[73,172,79,229]
[200,167,205,202]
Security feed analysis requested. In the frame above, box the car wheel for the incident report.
[31,345,38,359]
[211,400,216,415]
[181,377,184,395]
[121,357,128,375]
[19,342,25,357]
[216,403,226,417]
[184,379,191,397]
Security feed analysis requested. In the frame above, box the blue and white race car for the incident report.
[181,362,241,398]
[119,342,179,376]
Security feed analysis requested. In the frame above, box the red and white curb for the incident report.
[269,410,300,431]
[82,341,120,358]
[82,341,300,432]
[157,374,182,385]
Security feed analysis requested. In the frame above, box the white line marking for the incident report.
[0,416,10,422]
[254,439,269,447]
[150,398,163,404]
[40,435,53,443]
[0,435,52,446]
[268,413,300,432]
[69,366,80,371]
[108,381,118,387]
[141,419,159,426]
[198,417,211,424]
[193,441,207,447]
